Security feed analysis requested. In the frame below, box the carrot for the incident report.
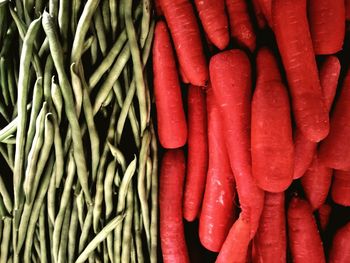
[159,149,189,263]
[225,0,256,52]
[252,0,267,29]
[253,193,286,263]
[319,69,350,171]
[329,222,350,263]
[331,170,350,206]
[301,156,333,210]
[153,21,187,149]
[215,217,251,263]
[258,0,272,27]
[272,0,329,142]
[293,56,340,179]
[210,49,264,237]
[199,87,236,252]
[318,203,332,232]
[179,65,190,84]
[256,48,281,84]
[194,0,230,50]
[183,85,208,222]
[308,0,345,55]
[252,48,294,192]
[287,196,326,263]
[159,0,208,86]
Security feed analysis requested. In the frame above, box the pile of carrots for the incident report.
[153,0,350,262]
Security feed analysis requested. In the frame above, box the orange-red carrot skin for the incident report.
[225,0,256,52]
[160,0,208,86]
[253,193,286,263]
[252,80,294,192]
[159,149,190,263]
[319,70,350,171]
[258,0,272,27]
[253,48,293,192]
[272,0,329,142]
[308,0,345,55]
[331,170,350,206]
[194,0,230,50]
[252,0,267,29]
[210,50,264,237]
[184,85,208,222]
[199,87,236,252]
[216,217,251,263]
[293,56,340,179]
[318,203,332,232]
[153,21,187,149]
[301,157,333,210]
[329,222,350,263]
[287,197,326,263]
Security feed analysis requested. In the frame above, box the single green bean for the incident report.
[0,144,12,169]
[94,6,107,56]
[34,0,45,17]
[33,233,41,262]
[68,199,79,263]
[13,16,42,216]
[0,101,9,122]
[76,214,125,263]
[101,0,110,34]
[121,185,134,263]
[110,0,117,39]
[103,240,109,263]
[43,12,92,205]
[7,62,16,106]
[90,26,98,65]
[140,0,151,48]
[52,116,64,188]
[130,236,137,263]
[70,64,83,117]
[146,156,152,200]
[104,160,116,220]
[58,0,69,52]
[102,89,114,108]
[47,169,56,226]
[49,0,58,20]
[58,199,71,263]
[0,175,12,212]
[133,192,144,263]
[82,35,95,55]
[0,118,18,142]
[76,190,85,229]
[71,0,80,34]
[107,142,126,172]
[39,204,48,263]
[78,206,93,253]
[150,124,158,263]
[51,77,63,122]
[0,22,16,57]
[38,37,49,57]
[118,0,125,30]
[0,57,10,106]
[0,194,10,219]
[0,218,11,262]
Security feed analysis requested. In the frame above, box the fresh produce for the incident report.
[329,222,350,263]
[331,170,350,206]
[318,203,332,232]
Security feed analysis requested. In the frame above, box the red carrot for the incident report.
[159,0,208,86]
[216,217,251,263]
[272,0,329,142]
[253,193,287,263]
[179,66,190,84]
[319,69,350,171]
[210,49,264,237]
[329,222,350,263]
[258,0,272,27]
[183,85,208,222]
[301,156,333,210]
[331,170,350,206]
[256,48,281,84]
[194,0,230,50]
[153,21,187,149]
[308,0,345,55]
[159,149,189,263]
[318,203,332,232]
[225,0,256,52]
[287,196,326,263]
[252,0,266,29]
[199,87,236,252]
[252,48,294,192]
[293,56,340,179]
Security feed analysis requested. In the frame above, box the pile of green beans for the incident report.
[0,0,157,262]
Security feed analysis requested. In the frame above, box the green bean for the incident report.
[107,142,126,172]
[0,219,3,251]
[0,194,10,219]
[0,218,11,262]
[90,26,98,65]
[104,161,116,220]
[1,135,16,144]
[70,64,83,117]
[24,77,43,158]
[102,0,110,34]
[48,219,54,263]
[23,103,47,203]
[13,16,42,216]
[0,101,9,122]
[102,89,115,107]
[78,206,93,253]
[76,190,85,229]
[43,55,54,107]
[51,77,63,122]
[38,37,49,57]
[140,0,151,48]
[68,199,79,263]
[70,0,100,64]
[103,240,109,263]
[23,153,54,263]
[52,116,64,188]
[94,6,107,56]
[49,0,58,20]
[39,204,48,263]
[58,199,71,263]
[130,236,137,263]
[29,115,54,203]
[137,130,151,251]
[0,0,8,7]
[93,103,118,232]
[82,35,95,55]
[33,233,41,261]
[114,156,137,263]
[7,62,16,106]
[0,22,16,57]
[77,214,125,263]
[88,4,143,90]
[118,0,125,30]
[133,192,144,263]
[110,0,117,38]
[53,152,76,262]
[146,156,152,200]
[34,0,45,17]
[0,118,18,142]
[0,175,12,212]
[0,144,12,169]
[121,185,134,263]
[23,0,34,23]
[58,0,69,52]
[47,169,56,226]
[43,12,92,205]
[0,57,10,106]
[112,80,124,108]
[0,4,7,41]
[150,124,158,263]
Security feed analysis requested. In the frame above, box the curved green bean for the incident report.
[39,204,48,263]
[51,77,63,122]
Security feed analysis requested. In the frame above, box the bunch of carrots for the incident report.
[153,0,350,262]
